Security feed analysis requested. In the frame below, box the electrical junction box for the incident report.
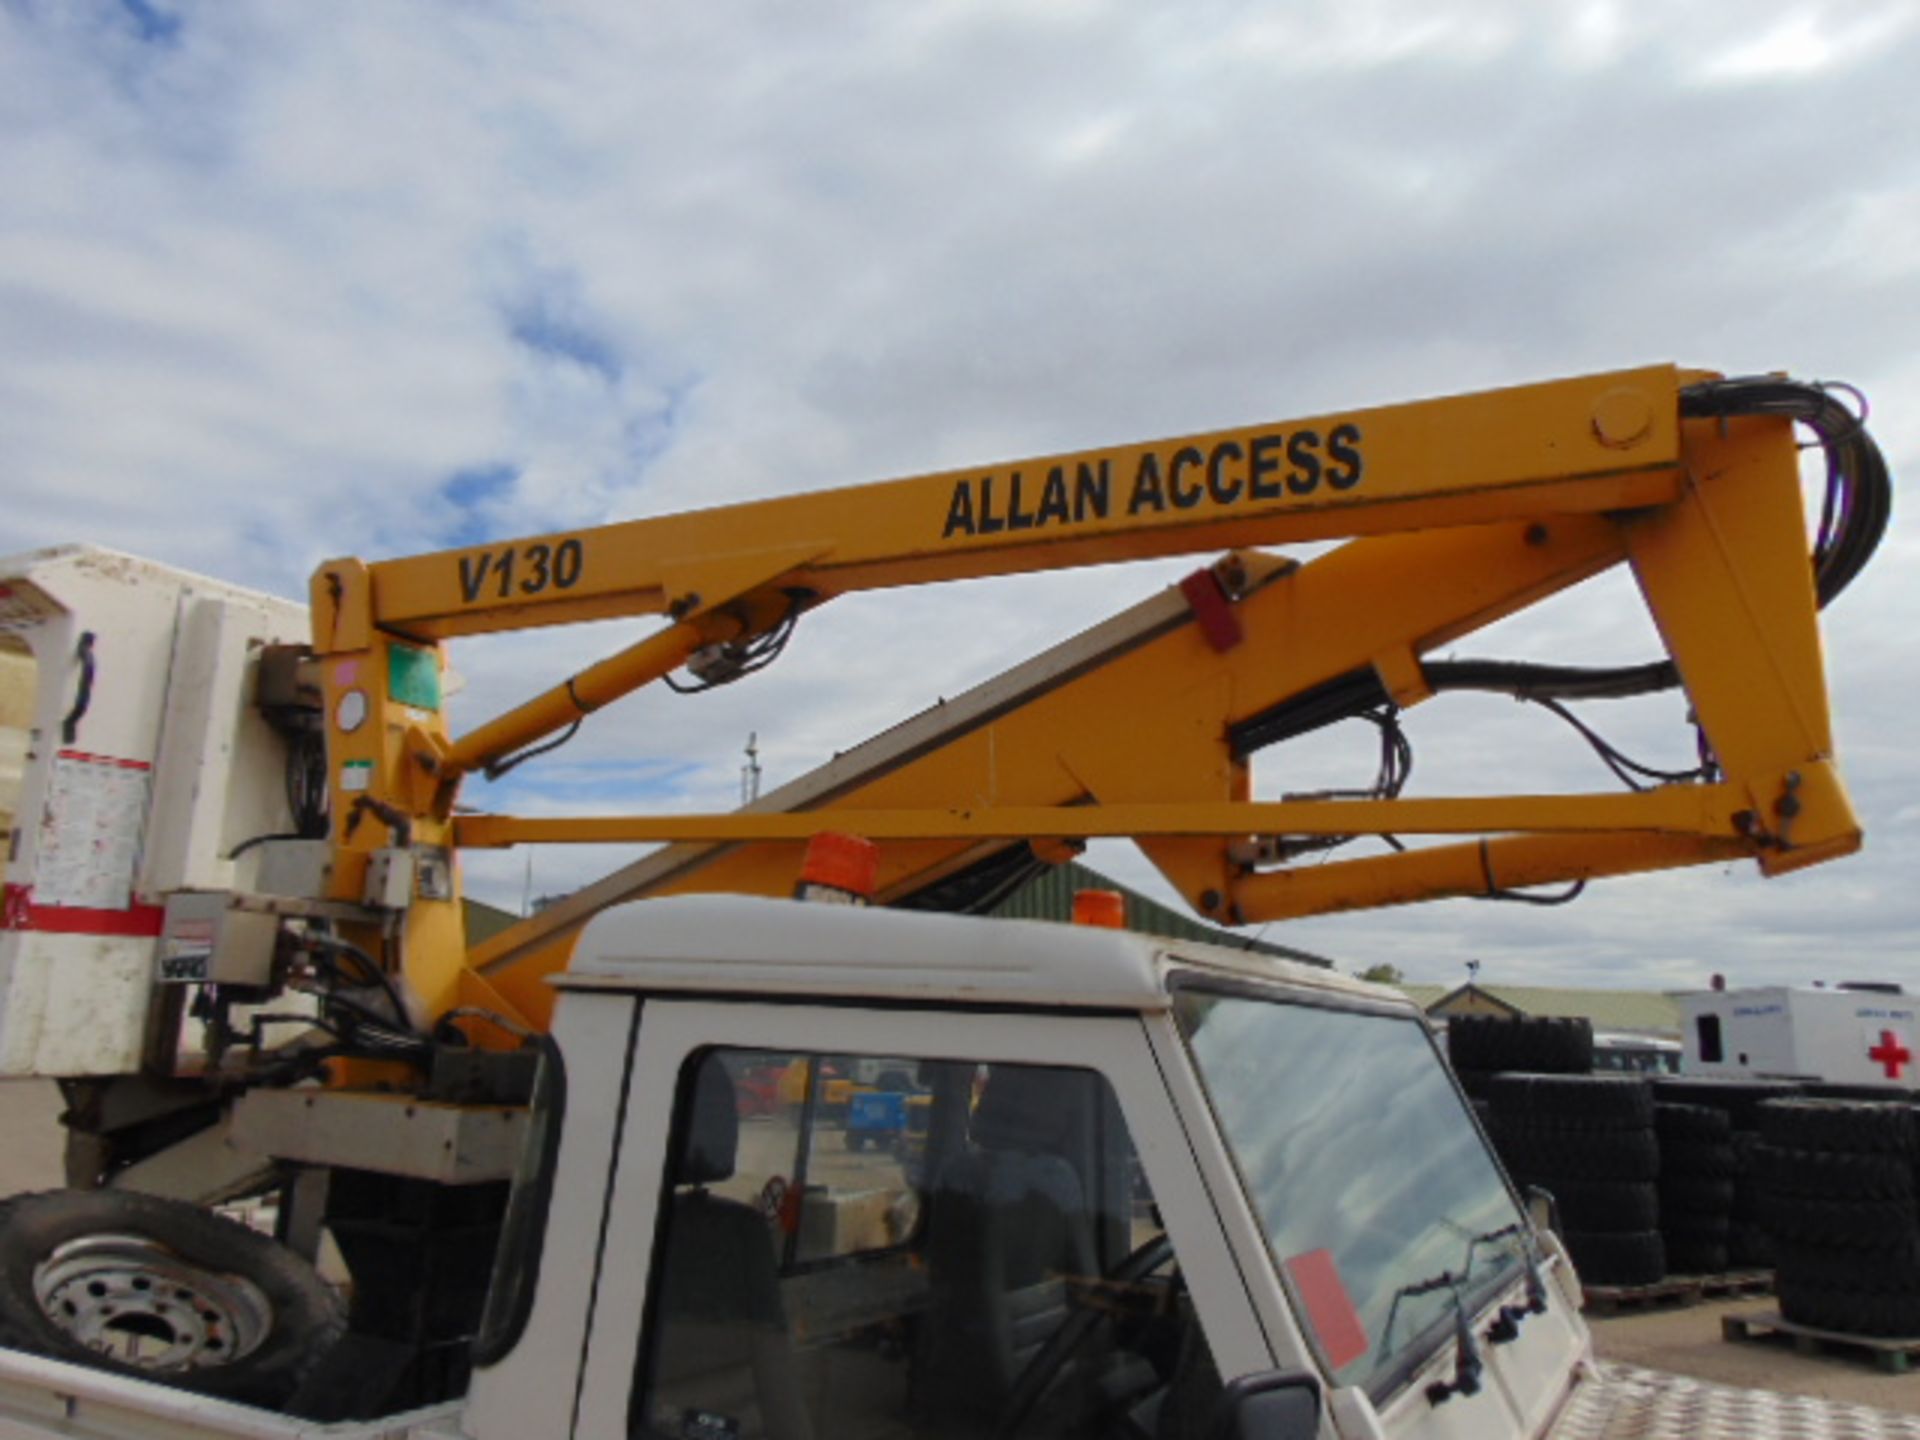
[363,847,416,910]
[157,892,278,986]
[249,839,333,899]
[414,845,454,901]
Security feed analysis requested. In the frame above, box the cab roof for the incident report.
[560,894,1397,1013]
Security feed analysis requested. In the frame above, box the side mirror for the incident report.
[1211,1370,1322,1440]
[1525,1185,1560,1237]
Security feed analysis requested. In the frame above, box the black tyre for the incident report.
[1654,1103,1731,1145]
[1535,1179,1659,1234]
[1728,1132,1765,1221]
[1774,1274,1832,1330]
[1752,1144,1914,1200]
[1759,1192,1919,1248]
[1445,1016,1507,1072]
[0,1189,344,1408]
[1757,1099,1915,1155]
[1659,1142,1736,1180]
[1664,1239,1729,1275]
[1565,1229,1665,1287]
[1494,1123,1659,1182]
[1487,1075,1652,1130]
[1777,1237,1920,1293]
[1484,1072,1529,1121]
[1662,1206,1732,1237]
[1779,1278,1920,1338]
[1448,1017,1592,1075]
[1453,1068,1496,1102]
[1527,1017,1595,1074]
[1727,1222,1775,1269]
[1659,1177,1734,1216]
[1650,1078,1802,1132]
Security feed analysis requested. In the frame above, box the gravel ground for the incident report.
[2,1079,1916,1414]
[1589,1292,1920,1414]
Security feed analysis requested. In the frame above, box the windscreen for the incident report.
[1174,988,1528,1398]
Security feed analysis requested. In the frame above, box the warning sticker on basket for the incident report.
[34,751,151,910]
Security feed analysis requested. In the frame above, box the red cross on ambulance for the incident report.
[1868,1027,1912,1080]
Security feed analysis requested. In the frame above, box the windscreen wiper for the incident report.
[1380,1221,1549,1407]
[1472,1220,1549,1347]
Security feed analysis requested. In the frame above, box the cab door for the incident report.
[570,998,1285,1440]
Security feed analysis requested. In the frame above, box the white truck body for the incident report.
[1,898,1919,1438]
[0,546,306,1077]
[1676,985,1919,1087]
[0,1349,463,1440]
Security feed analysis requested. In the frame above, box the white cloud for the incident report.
[1698,4,1916,83]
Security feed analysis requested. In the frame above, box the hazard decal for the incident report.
[1284,1247,1369,1371]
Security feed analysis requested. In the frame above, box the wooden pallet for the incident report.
[1693,1269,1773,1300]
[1583,1276,1701,1315]
[1722,1308,1920,1375]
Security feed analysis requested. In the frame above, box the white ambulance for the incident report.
[1676,983,1918,1087]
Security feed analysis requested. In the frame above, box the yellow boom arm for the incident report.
[303,365,1889,1032]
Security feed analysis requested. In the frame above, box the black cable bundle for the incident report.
[1215,376,1892,891]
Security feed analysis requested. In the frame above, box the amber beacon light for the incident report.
[1073,890,1127,929]
[795,831,880,904]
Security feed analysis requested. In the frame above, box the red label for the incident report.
[2,884,165,938]
[1178,569,1244,653]
[55,749,152,770]
[1285,1248,1369,1371]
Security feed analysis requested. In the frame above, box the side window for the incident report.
[1697,1014,1724,1064]
[795,1055,929,1262]
[631,1048,1216,1440]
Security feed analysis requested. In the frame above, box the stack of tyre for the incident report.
[1754,1098,1920,1337]
[1653,1103,1735,1274]
[1727,1129,1775,1270]
[1447,1015,1594,1097]
[1652,1077,1802,1271]
[1486,1073,1664,1287]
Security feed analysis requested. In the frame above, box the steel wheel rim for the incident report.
[32,1232,273,1371]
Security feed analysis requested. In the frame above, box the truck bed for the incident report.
[0,1347,465,1440]
[1555,1362,1920,1439]
[9,1345,1920,1439]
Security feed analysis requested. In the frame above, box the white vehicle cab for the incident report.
[470,895,1586,1440]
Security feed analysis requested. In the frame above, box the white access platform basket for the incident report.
[0,546,307,1076]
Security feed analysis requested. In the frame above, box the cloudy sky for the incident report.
[5,0,1914,992]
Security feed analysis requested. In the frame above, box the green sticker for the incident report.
[388,644,441,711]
